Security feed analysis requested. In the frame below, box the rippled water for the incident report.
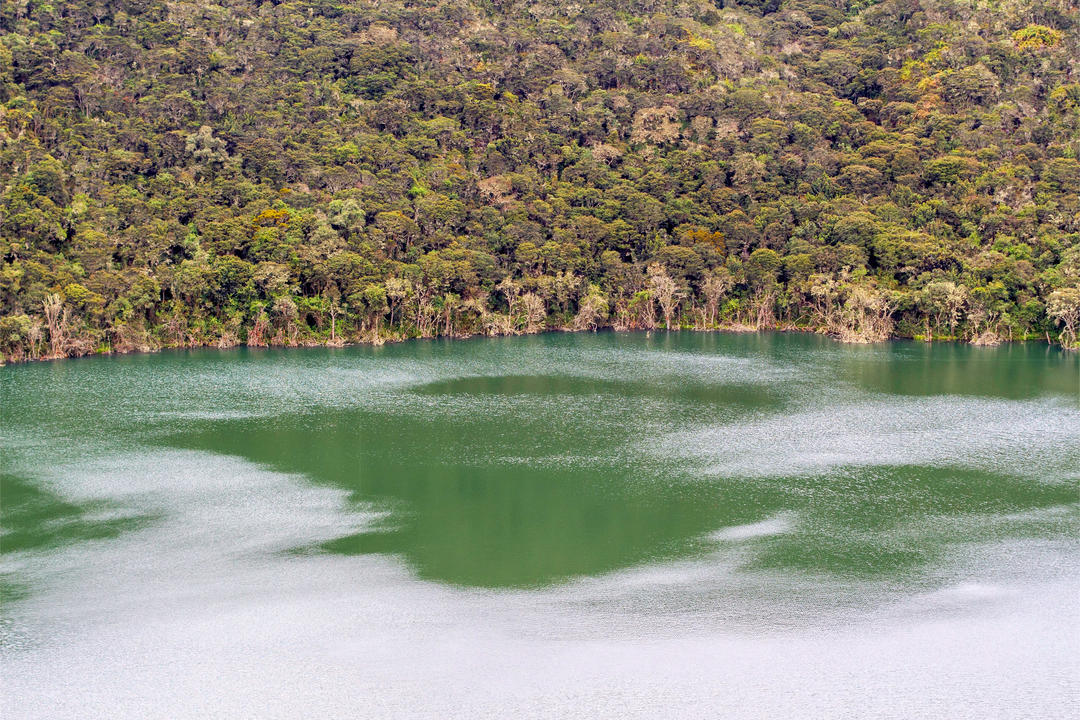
[2,332,1078,718]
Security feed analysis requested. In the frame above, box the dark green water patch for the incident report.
[171,406,786,587]
[747,465,1078,578]
[0,474,147,555]
[168,390,1078,586]
[411,373,789,417]
[835,341,1079,399]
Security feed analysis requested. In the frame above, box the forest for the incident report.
[1,0,1079,362]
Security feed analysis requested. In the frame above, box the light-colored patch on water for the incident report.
[660,394,1080,480]
[574,346,800,385]
[0,450,381,636]
[2,446,1078,720]
[709,513,794,541]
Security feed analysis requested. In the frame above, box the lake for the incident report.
[2,332,1078,718]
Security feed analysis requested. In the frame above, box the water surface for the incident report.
[2,333,1078,718]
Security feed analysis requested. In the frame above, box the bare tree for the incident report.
[248,312,270,347]
[497,276,521,317]
[572,285,609,331]
[328,296,342,345]
[165,311,188,347]
[648,264,683,330]
[836,283,895,343]
[701,269,733,327]
[1047,287,1080,349]
[521,292,546,333]
[272,296,299,345]
[413,284,437,338]
[42,294,65,357]
[27,318,43,359]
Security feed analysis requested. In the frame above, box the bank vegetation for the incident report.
[2,0,1079,362]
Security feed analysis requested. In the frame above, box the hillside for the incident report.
[1,0,1079,360]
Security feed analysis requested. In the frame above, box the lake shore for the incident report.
[1,320,1068,367]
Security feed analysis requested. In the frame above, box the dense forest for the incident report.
[1,0,1079,362]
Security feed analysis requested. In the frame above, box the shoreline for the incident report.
[3,323,1069,367]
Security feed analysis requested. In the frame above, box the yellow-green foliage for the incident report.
[1012,24,1063,49]
[682,31,715,52]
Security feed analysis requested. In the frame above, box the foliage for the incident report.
[1,0,1079,360]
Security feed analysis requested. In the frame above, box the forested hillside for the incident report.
[2,0,1079,361]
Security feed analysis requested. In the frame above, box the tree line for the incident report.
[1,0,1079,362]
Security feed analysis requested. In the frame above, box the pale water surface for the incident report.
[1,332,1078,718]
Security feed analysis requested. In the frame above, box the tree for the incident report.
[701,269,733,328]
[919,281,968,338]
[272,296,299,345]
[1047,287,1080,349]
[648,264,683,330]
[572,285,608,331]
[520,293,546,333]
[836,283,895,343]
[42,294,65,358]
[746,249,782,329]
[327,288,343,345]
[363,284,389,338]
[385,277,412,329]
[0,314,35,360]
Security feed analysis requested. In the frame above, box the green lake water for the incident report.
[1,332,1078,718]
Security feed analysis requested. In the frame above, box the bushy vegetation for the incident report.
[2,0,1079,361]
